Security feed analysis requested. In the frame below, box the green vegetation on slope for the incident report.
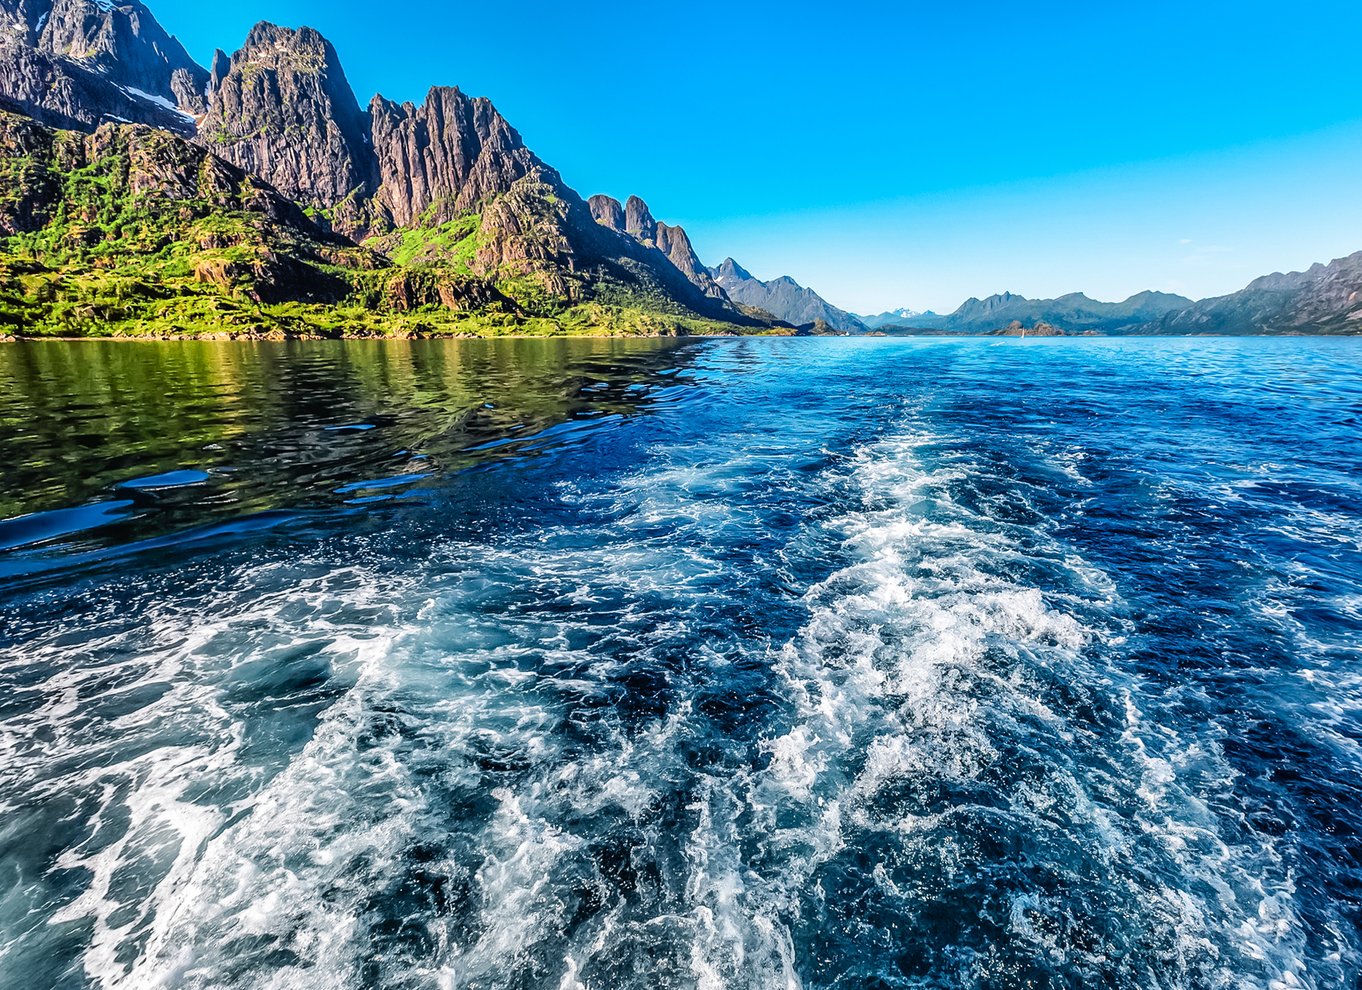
[0,115,769,339]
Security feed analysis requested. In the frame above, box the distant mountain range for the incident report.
[864,290,1195,335]
[1139,252,1362,335]
[860,308,935,329]
[863,264,1362,336]
[709,259,866,333]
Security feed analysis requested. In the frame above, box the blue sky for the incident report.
[154,0,1362,314]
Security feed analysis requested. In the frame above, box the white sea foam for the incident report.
[0,562,411,988]
[2,408,1346,989]
[720,428,1324,988]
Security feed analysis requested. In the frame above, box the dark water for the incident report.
[1,337,1359,990]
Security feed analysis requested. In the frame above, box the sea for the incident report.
[0,336,1358,989]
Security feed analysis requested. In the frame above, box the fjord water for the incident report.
[1,337,1360,990]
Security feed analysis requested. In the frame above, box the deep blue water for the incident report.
[1,336,1360,989]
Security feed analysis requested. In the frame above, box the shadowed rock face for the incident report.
[32,0,206,99]
[0,39,192,133]
[591,194,725,300]
[588,194,625,232]
[369,86,541,229]
[0,0,206,132]
[199,21,371,213]
[653,222,723,298]
[625,195,657,242]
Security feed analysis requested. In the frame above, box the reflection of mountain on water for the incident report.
[0,338,701,569]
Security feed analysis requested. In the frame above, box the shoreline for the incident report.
[0,331,1350,343]
[0,332,771,343]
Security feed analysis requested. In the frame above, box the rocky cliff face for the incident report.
[0,110,313,237]
[711,257,866,332]
[474,167,582,294]
[369,86,540,229]
[587,194,624,232]
[624,195,654,241]
[33,0,206,101]
[590,194,725,299]
[0,0,205,132]
[653,223,722,297]
[194,21,743,320]
[199,22,371,215]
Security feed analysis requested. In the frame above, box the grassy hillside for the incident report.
[0,114,772,339]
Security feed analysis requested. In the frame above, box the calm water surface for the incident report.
[0,337,1359,989]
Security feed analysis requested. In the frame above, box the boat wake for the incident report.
[3,338,1356,990]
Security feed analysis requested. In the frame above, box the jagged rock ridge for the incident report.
[370,86,540,229]
[200,22,370,214]
[0,0,206,133]
[590,194,726,300]
[0,0,756,328]
[190,19,752,324]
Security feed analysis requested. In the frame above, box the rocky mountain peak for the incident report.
[0,0,207,132]
[625,196,656,241]
[653,221,725,299]
[713,258,753,281]
[32,0,206,99]
[711,258,867,333]
[597,194,724,300]
[208,47,228,88]
[0,0,773,333]
[588,194,624,232]
[199,20,371,214]
[369,85,540,229]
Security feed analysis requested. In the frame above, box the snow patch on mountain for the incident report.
[122,85,194,121]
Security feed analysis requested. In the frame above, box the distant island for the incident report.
[0,0,1359,339]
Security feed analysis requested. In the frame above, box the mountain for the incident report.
[200,23,370,214]
[588,195,726,300]
[370,87,540,232]
[0,108,770,337]
[1132,253,1362,336]
[0,109,378,337]
[902,289,1195,334]
[0,2,775,337]
[0,0,207,133]
[708,258,867,333]
[860,308,933,329]
[4,2,1356,340]
[191,21,756,326]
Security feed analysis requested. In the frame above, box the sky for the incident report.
[153,0,1362,315]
